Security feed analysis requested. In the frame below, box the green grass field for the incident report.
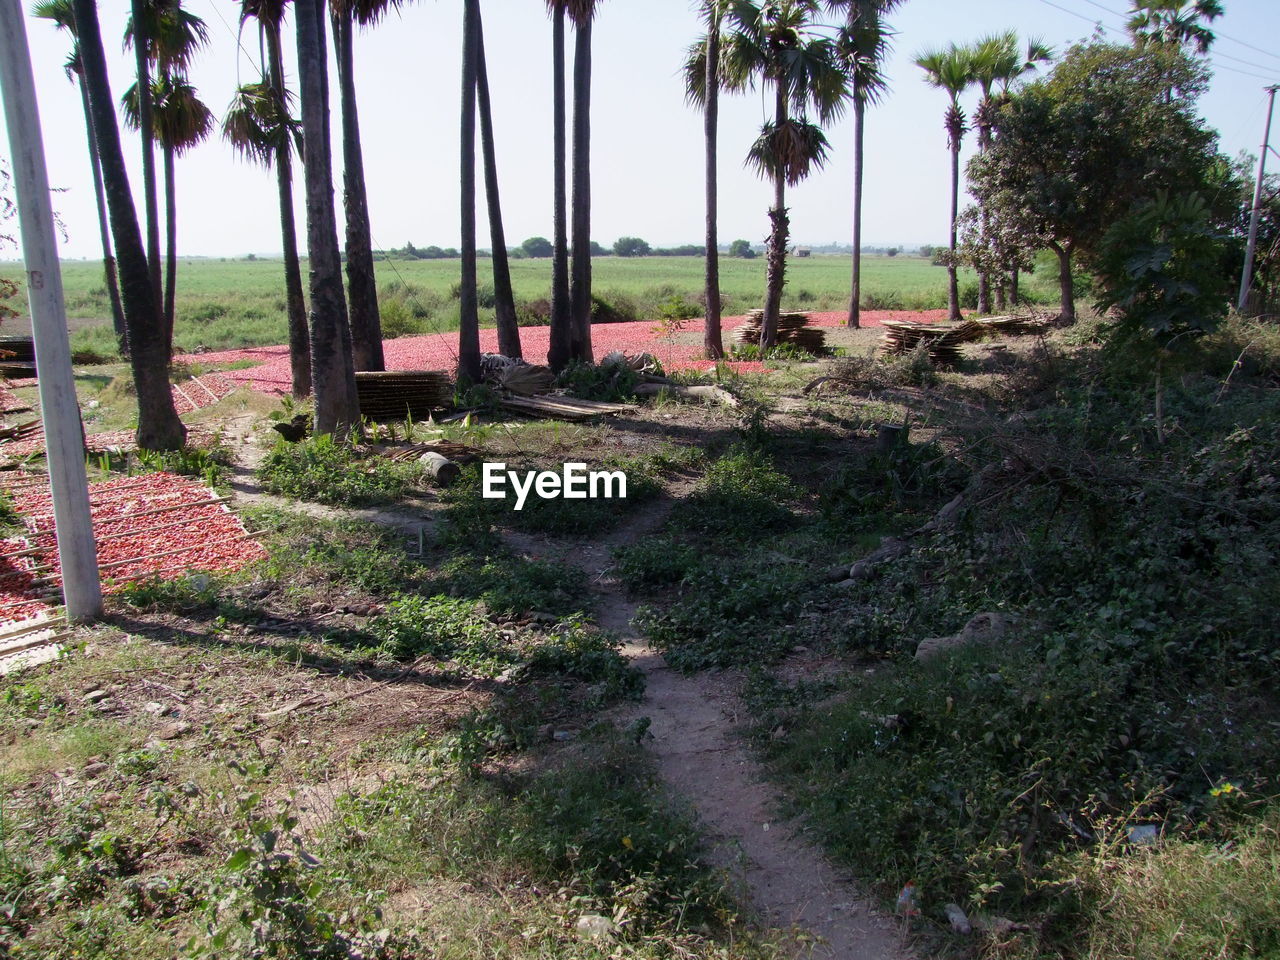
[0,253,1059,358]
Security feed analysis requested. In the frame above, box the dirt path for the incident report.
[566,498,910,960]
[225,452,908,957]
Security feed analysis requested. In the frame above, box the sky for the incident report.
[3,0,1280,261]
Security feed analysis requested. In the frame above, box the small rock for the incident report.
[309,601,328,615]
[574,914,615,939]
[82,762,109,779]
[83,689,108,704]
[259,738,281,753]
[915,612,1017,661]
[1127,824,1160,846]
[944,903,972,935]
[143,701,166,715]
[825,564,851,583]
[156,721,192,741]
[552,730,574,742]
[834,578,857,589]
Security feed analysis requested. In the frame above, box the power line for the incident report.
[1075,0,1280,66]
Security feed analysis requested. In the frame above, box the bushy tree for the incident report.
[728,238,755,258]
[613,236,651,257]
[521,236,554,258]
[968,42,1218,322]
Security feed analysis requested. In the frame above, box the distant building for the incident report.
[795,247,812,258]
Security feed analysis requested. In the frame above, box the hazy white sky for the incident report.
[4,0,1280,260]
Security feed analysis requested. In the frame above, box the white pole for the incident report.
[1238,84,1279,314]
[0,0,102,621]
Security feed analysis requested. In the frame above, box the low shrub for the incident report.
[258,434,420,507]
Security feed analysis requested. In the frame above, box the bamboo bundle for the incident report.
[732,310,827,354]
[499,394,633,421]
[880,319,983,366]
[354,370,453,422]
[973,314,1052,336]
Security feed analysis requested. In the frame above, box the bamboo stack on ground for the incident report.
[354,371,453,421]
[879,319,984,366]
[732,310,826,353]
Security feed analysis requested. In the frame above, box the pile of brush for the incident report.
[480,354,555,396]
[733,310,826,353]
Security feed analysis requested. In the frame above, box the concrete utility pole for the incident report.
[1238,84,1279,314]
[0,0,103,621]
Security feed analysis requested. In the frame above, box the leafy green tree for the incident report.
[915,43,975,320]
[828,0,903,328]
[968,42,1218,322]
[33,0,127,352]
[1095,191,1229,342]
[728,238,756,258]
[723,0,847,347]
[521,236,554,258]
[613,236,651,257]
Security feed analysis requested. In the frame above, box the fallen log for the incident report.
[633,382,739,407]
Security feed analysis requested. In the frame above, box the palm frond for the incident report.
[745,117,830,185]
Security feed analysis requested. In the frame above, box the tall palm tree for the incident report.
[545,0,571,372]
[229,0,310,398]
[724,0,848,348]
[1127,0,1223,54]
[125,0,161,308]
[458,0,482,383]
[969,32,1051,310]
[125,0,209,348]
[331,0,394,373]
[475,8,522,359]
[294,0,360,435]
[828,0,902,329]
[71,0,186,451]
[683,0,726,359]
[915,43,974,321]
[32,0,127,353]
[566,0,600,363]
[124,74,213,343]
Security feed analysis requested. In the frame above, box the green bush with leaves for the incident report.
[258,435,420,507]
[674,448,797,536]
[1095,191,1230,343]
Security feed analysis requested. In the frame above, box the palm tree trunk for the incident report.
[458,0,482,384]
[163,140,177,346]
[333,12,385,372]
[703,15,723,360]
[947,139,961,321]
[848,98,866,329]
[73,0,184,451]
[569,18,593,363]
[476,14,521,360]
[547,4,571,372]
[1051,241,1075,322]
[267,22,311,399]
[761,84,788,350]
[78,76,126,354]
[294,0,359,436]
[129,0,162,311]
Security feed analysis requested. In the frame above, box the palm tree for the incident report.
[123,74,213,344]
[294,0,360,435]
[71,0,186,450]
[828,0,902,329]
[475,8,522,359]
[331,0,394,373]
[1127,0,1223,54]
[458,0,482,383]
[228,0,310,398]
[545,0,571,372]
[683,0,725,359]
[724,0,848,348]
[125,0,209,348]
[32,0,127,353]
[969,32,1051,310]
[915,43,974,321]
[566,0,600,363]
